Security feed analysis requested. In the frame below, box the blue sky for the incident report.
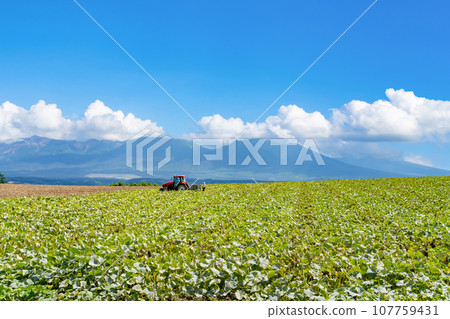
[1,0,449,169]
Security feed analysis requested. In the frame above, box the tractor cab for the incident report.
[173,175,185,185]
[161,175,189,191]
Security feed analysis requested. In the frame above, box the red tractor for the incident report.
[160,175,190,191]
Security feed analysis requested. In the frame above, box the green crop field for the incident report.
[0,176,449,301]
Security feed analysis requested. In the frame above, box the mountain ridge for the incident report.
[0,136,448,185]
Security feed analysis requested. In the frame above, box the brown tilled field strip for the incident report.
[0,184,156,198]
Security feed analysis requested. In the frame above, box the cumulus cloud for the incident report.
[188,89,450,142]
[332,89,450,141]
[185,105,332,139]
[184,114,267,139]
[331,97,420,141]
[73,100,163,141]
[2,89,449,147]
[265,105,332,138]
[0,100,162,141]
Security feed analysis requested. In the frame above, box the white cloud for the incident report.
[2,88,449,149]
[73,100,163,141]
[0,100,71,141]
[188,89,450,143]
[333,89,450,141]
[331,98,420,141]
[404,154,434,167]
[0,100,163,142]
[387,89,450,139]
[265,105,332,138]
[185,105,332,139]
[186,114,267,139]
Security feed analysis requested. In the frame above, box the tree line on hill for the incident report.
[0,172,7,184]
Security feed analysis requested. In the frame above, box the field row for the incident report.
[0,177,449,300]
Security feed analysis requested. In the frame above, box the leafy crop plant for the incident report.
[0,176,449,300]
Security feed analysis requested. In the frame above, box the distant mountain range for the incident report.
[0,136,448,185]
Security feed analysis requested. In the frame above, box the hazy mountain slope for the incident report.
[0,136,448,184]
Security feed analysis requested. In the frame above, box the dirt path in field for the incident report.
[0,184,156,198]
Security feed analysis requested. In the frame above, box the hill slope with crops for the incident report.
[0,176,449,300]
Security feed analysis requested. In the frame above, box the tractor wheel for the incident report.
[176,184,188,191]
